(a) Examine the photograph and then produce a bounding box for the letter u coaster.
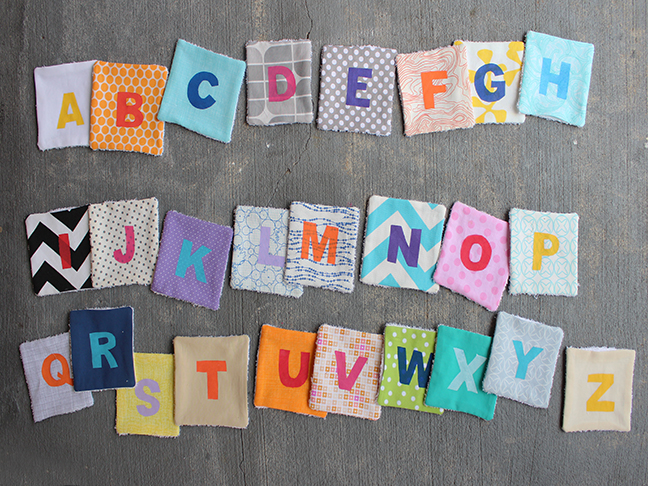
[89,61,168,155]
[20,332,94,422]
[254,325,326,417]
[158,39,246,143]
[482,312,563,408]
[509,208,579,296]
[89,197,159,289]
[563,347,636,432]
[378,324,442,414]
[309,324,383,420]
[116,353,179,437]
[425,325,497,420]
[174,336,249,428]
[151,211,233,311]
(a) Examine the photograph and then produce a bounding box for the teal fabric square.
[518,31,594,127]
[425,325,497,420]
[158,39,246,143]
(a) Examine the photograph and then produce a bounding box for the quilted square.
[174,335,249,428]
[482,312,564,408]
[230,206,303,298]
[254,325,326,418]
[151,211,233,311]
[309,324,383,420]
[316,45,397,136]
[246,39,313,126]
[89,197,159,289]
[509,208,579,296]
[284,202,360,293]
[396,45,475,136]
[563,347,636,432]
[116,353,179,437]
[433,202,509,311]
[89,61,168,155]
[158,39,246,143]
[69,307,136,392]
[425,325,497,420]
[360,195,446,293]
[378,324,443,414]
[34,60,95,150]
[20,332,94,422]
[518,31,594,127]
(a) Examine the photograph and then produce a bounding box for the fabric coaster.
[174,335,249,428]
[254,325,326,418]
[246,39,313,126]
[433,202,509,311]
[518,31,594,127]
[116,353,179,437]
[89,61,168,155]
[151,211,233,311]
[425,325,497,420]
[69,307,136,392]
[34,60,95,150]
[231,206,303,298]
[158,39,246,143]
[309,324,383,420]
[284,202,360,293]
[89,197,159,289]
[509,208,579,296]
[563,347,636,432]
[378,324,443,414]
[396,45,475,136]
[20,332,94,422]
[360,195,446,293]
[316,45,397,136]
[25,205,92,296]
[482,312,564,408]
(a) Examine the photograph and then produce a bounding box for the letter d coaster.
[174,336,250,428]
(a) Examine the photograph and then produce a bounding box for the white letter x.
[447,348,486,393]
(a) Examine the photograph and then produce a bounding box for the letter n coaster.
[174,336,250,428]
[254,325,326,417]
[89,197,159,289]
[309,324,383,420]
[20,332,94,422]
[89,61,168,155]
[563,347,636,432]
[116,353,179,437]
[158,39,246,143]
[151,211,233,311]
[509,208,579,296]
[425,325,497,420]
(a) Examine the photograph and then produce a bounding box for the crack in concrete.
[304,0,313,39]
[267,129,312,206]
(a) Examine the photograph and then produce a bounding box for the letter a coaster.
[316,45,397,136]
[151,211,233,311]
[89,197,159,289]
[116,353,179,437]
[360,195,446,293]
[482,312,564,408]
[174,336,250,428]
[518,31,594,127]
[158,39,246,143]
[378,324,442,414]
[69,307,136,392]
[434,202,509,311]
[230,206,303,298]
[425,325,497,420]
[309,324,383,420]
[246,39,313,126]
[20,332,94,422]
[89,61,168,155]
[563,347,636,432]
[509,208,579,296]
[254,325,326,417]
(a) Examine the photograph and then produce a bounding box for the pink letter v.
[335,350,367,391]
